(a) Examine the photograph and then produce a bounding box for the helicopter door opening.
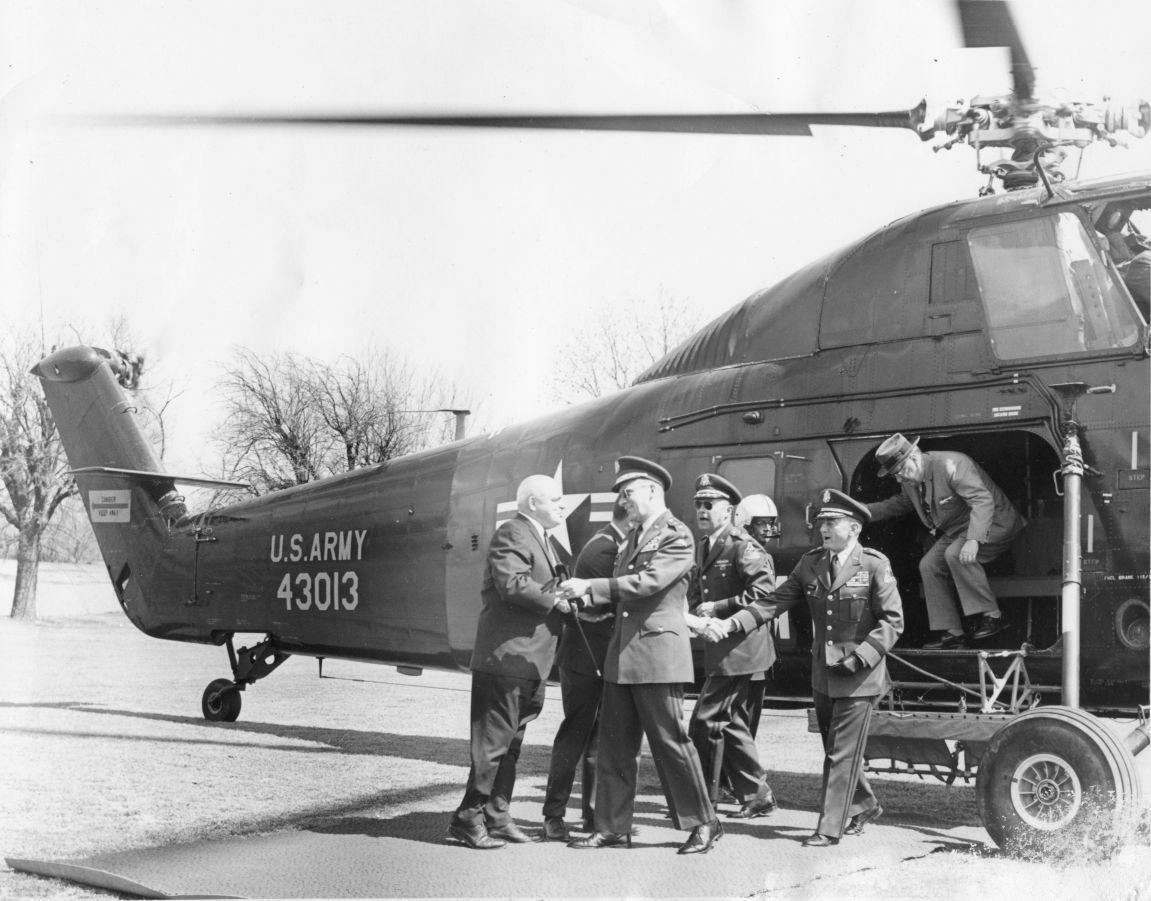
[842,430,1063,650]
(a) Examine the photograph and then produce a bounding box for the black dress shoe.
[845,804,883,836]
[971,614,1007,641]
[542,816,570,842]
[922,630,967,650]
[446,822,506,850]
[487,822,534,843]
[802,833,838,847]
[677,819,723,855]
[728,793,778,819]
[568,831,632,849]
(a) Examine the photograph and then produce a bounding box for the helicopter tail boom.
[33,346,190,631]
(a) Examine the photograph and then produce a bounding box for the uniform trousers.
[688,673,767,804]
[542,666,603,822]
[454,670,546,828]
[812,690,879,838]
[920,532,1016,631]
[594,681,714,833]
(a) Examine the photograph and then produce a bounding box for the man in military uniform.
[540,499,630,842]
[559,456,722,855]
[684,474,778,819]
[703,489,903,846]
[731,493,783,741]
[447,474,571,850]
[868,433,1025,649]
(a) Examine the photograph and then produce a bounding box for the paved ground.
[2,563,1149,899]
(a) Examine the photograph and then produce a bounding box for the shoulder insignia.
[741,541,764,561]
[862,547,890,562]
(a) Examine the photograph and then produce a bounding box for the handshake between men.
[555,579,614,623]
[687,613,736,644]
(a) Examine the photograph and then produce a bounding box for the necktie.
[918,483,935,529]
[829,553,839,583]
[701,537,710,561]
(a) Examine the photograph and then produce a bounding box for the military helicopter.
[32,0,1149,853]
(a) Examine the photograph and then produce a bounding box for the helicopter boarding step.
[806,646,1060,784]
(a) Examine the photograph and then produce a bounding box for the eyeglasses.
[694,500,727,510]
[619,483,654,500]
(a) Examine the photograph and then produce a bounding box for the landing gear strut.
[201,634,291,722]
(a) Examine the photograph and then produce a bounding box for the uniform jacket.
[555,522,625,676]
[587,509,695,685]
[730,543,903,698]
[687,522,776,677]
[470,512,563,681]
[868,450,1025,544]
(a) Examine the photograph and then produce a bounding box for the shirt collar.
[834,539,860,568]
[521,512,548,542]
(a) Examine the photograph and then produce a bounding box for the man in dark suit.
[704,489,903,846]
[540,499,630,841]
[447,474,571,850]
[867,433,1025,649]
[560,456,722,855]
[684,474,778,818]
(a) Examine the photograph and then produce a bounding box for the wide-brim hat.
[613,455,672,491]
[875,433,920,477]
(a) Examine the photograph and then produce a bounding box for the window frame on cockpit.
[966,209,1143,362]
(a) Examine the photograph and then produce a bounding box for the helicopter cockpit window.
[967,213,1141,360]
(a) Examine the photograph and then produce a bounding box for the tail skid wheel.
[202,678,242,722]
[976,706,1141,857]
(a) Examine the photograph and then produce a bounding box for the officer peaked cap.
[613,455,672,491]
[814,488,871,524]
[693,473,741,504]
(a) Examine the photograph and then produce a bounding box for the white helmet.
[735,494,781,540]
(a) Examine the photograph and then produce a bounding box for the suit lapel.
[818,551,833,589]
[627,510,669,564]
[702,524,729,570]
[833,546,863,591]
[518,513,555,577]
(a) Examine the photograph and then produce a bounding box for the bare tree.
[0,339,75,619]
[217,347,470,494]
[549,293,704,403]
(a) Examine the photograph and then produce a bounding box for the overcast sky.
[3,0,1150,476]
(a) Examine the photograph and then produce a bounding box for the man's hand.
[685,613,709,636]
[696,601,716,617]
[958,539,980,565]
[559,577,591,600]
[700,618,735,643]
[554,596,572,615]
[829,652,863,676]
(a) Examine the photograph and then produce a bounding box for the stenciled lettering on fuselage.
[269,530,368,613]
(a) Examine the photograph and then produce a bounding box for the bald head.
[517,474,565,530]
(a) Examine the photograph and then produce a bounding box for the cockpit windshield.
[967,212,1141,360]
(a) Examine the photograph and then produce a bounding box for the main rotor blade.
[957,0,1035,101]
[84,104,927,136]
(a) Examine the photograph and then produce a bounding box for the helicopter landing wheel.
[202,678,242,722]
[976,706,1141,859]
